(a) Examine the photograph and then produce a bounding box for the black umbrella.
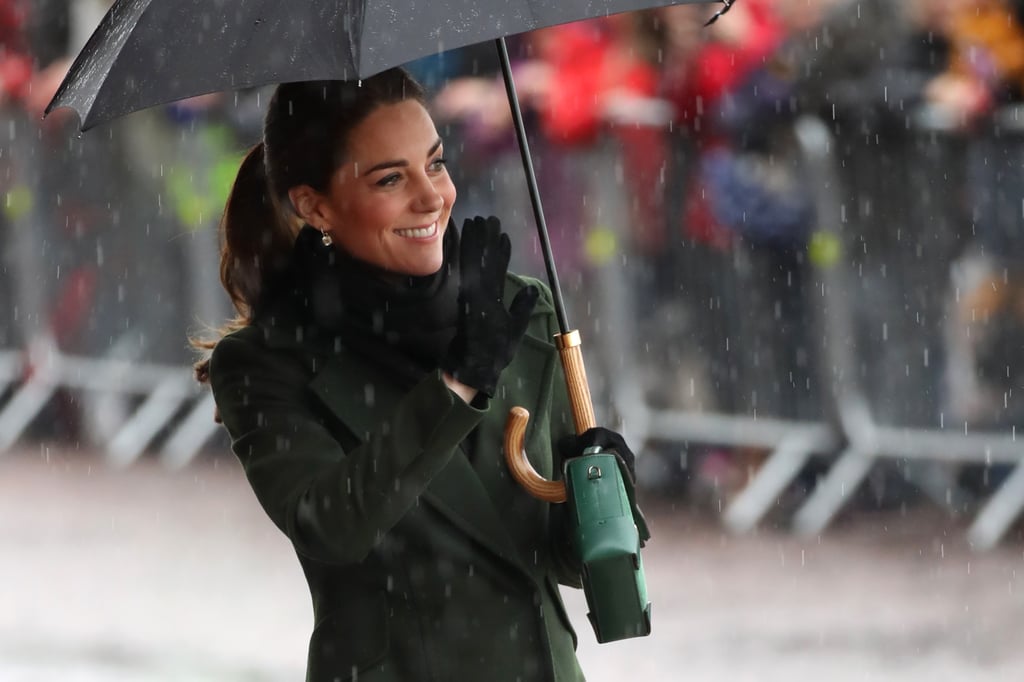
[49,0,721,130]
[48,0,728,643]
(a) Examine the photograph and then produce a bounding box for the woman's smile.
[394,221,439,240]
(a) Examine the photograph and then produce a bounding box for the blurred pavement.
[2,446,1023,681]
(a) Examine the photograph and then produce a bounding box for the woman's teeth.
[396,223,437,238]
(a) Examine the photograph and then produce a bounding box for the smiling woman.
[190,68,588,682]
[288,101,456,277]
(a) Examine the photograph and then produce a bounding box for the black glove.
[443,216,539,398]
[558,427,649,543]
[558,427,636,481]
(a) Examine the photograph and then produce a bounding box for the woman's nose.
[414,176,444,212]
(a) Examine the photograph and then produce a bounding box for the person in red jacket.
[659,0,785,249]
[432,17,672,273]
[663,0,783,134]
[0,0,33,106]
[535,15,672,256]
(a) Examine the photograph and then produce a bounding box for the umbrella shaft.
[495,38,570,334]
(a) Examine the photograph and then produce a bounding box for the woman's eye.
[376,173,402,187]
[429,157,448,172]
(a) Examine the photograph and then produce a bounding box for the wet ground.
[2,444,1023,681]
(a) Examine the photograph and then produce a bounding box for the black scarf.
[266,222,460,383]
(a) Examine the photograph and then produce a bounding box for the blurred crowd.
[4,0,1024,509]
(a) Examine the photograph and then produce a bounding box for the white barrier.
[0,333,218,467]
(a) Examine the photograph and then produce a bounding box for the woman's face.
[316,99,456,276]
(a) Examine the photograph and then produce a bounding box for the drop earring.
[320,228,333,247]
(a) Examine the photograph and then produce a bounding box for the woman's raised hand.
[442,217,539,398]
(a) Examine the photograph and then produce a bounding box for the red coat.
[536,19,670,252]
[539,19,661,147]
[665,1,784,247]
[665,1,782,139]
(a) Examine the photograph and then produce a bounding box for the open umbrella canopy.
[48,0,717,130]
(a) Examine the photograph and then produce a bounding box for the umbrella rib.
[48,0,151,126]
[351,0,366,73]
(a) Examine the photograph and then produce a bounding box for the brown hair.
[193,68,427,382]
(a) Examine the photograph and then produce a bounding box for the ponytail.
[191,142,295,383]
[220,143,294,317]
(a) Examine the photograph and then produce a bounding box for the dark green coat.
[210,272,586,682]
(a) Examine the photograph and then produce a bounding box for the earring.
[320,228,333,247]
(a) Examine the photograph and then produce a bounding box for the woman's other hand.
[442,217,539,398]
[558,427,637,481]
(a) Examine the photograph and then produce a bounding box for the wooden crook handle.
[504,406,567,503]
[504,329,597,503]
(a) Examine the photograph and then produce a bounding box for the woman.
[195,68,591,682]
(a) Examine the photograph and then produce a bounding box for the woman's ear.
[288,185,329,228]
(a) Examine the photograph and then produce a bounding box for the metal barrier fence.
[4,90,1024,548]
[0,106,232,469]
[595,111,1024,550]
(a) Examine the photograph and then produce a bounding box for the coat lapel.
[263,276,560,576]
[469,333,561,497]
[304,345,537,573]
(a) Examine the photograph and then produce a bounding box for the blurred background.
[2,0,1024,679]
